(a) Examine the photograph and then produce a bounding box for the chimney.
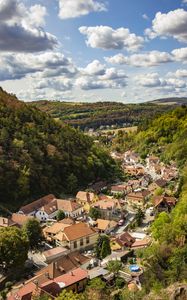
[86,192,90,203]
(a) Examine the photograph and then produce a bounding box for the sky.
[1,0,187,103]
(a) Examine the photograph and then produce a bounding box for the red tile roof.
[19,194,55,214]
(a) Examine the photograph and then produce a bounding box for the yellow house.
[54,222,98,251]
[76,191,98,212]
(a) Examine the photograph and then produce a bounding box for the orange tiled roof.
[57,199,82,212]
[11,213,33,226]
[63,222,96,241]
[92,198,121,210]
[76,191,95,203]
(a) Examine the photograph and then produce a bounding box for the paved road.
[115,212,136,234]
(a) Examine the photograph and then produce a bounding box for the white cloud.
[80,60,106,76]
[0,51,76,81]
[35,77,73,91]
[0,0,57,52]
[105,51,172,67]
[79,26,144,51]
[75,76,127,90]
[78,59,127,90]
[172,47,187,62]
[142,14,149,20]
[135,72,187,91]
[145,9,187,42]
[174,69,187,77]
[58,0,107,19]
[135,73,165,87]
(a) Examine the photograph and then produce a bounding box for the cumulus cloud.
[79,26,144,51]
[172,47,187,62]
[135,73,166,87]
[75,77,127,90]
[0,0,57,52]
[80,60,106,76]
[0,52,76,81]
[58,0,107,19]
[170,69,187,77]
[135,72,187,91]
[105,51,173,67]
[35,77,73,91]
[77,59,127,90]
[145,9,187,42]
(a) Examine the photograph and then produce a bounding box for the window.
[80,238,83,246]
[74,241,77,249]
[86,237,90,244]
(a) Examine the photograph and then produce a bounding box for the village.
[0,150,179,300]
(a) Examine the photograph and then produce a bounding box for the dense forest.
[30,100,175,130]
[0,88,120,211]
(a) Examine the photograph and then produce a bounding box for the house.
[126,190,150,208]
[31,251,90,285]
[18,194,56,221]
[54,222,98,251]
[148,179,167,193]
[0,214,33,228]
[0,217,15,228]
[111,184,130,195]
[153,195,176,213]
[115,232,135,249]
[146,155,160,168]
[41,268,88,294]
[11,213,34,227]
[8,268,88,300]
[42,247,69,263]
[131,238,151,249]
[76,191,97,212]
[124,151,140,164]
[95,219,117,234]
[43,221,71,242]
[88,181,107,193]
[127,179,141,191]
[124,166,145,177]
[92,198,123,221]
[56,199,83,218]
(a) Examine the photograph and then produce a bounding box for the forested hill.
[29,100,174,130]
[0,88,119,211]
[134,105,187,166]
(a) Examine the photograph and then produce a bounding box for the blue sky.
[1,0,187,102]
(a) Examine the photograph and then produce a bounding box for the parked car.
[118,219,124,226]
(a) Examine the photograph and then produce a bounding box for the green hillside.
[29,100,174,130]
[134,105,187,165]
[0,88,120,211]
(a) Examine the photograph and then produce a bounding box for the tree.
[89,207,101,220]
[56,210,66,221]
[66,173,78,194]
[95,235,111,259]
[0,227,29,270]
[107,260,122,276]
[86,278,107,300]
[23,218,43,249]
[56,290,85,300]
[135,208,145,226]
